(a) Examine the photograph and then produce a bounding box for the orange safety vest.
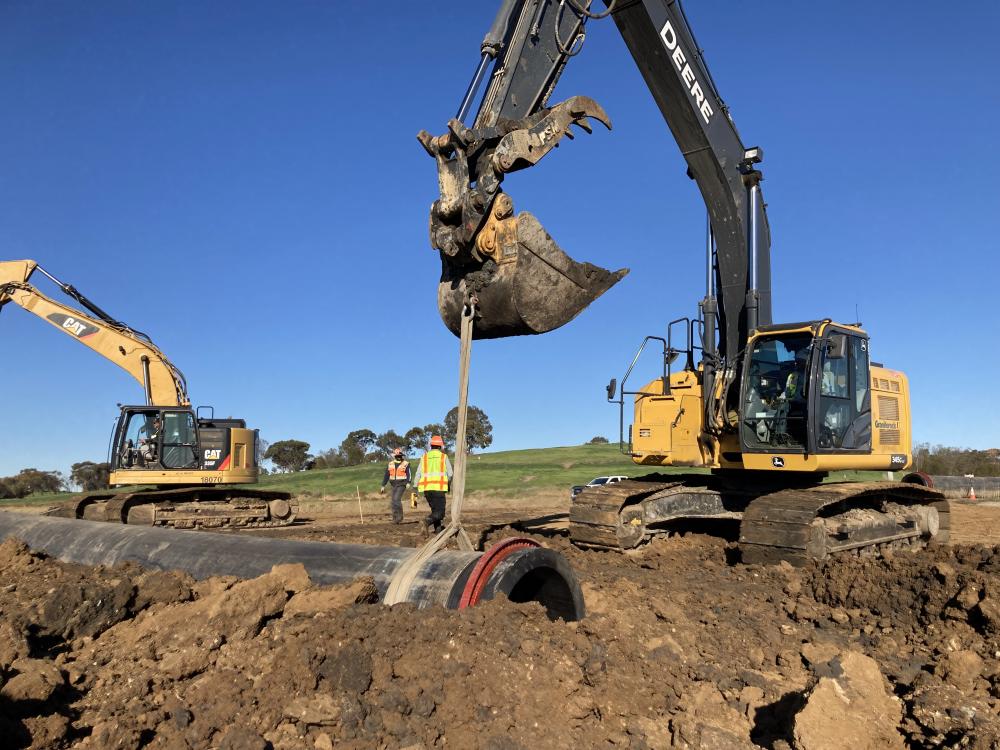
[418,450,449,492]
[387,460,409,481]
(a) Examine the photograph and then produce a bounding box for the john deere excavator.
[420,0,945,563]
[0,259,295,528]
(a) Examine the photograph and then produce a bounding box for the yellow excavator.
[420,0,945,563]
[0,259,295,528]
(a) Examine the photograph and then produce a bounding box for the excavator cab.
[737,322,888,470]
[108,405,261,486]
[114,407,199,471]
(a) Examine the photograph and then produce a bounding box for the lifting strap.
[384,299,476,605]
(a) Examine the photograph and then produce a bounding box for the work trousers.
[423,491,446,532]
[388,483,406,523]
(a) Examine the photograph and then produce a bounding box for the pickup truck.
[570,475,628,500]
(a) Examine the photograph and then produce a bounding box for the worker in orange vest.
[412,434,453,535]
[379,447,410,524]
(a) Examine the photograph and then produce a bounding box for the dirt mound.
[1,527,999,749]
[806,545,1000,747]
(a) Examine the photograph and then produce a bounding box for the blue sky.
[1,1,998,477]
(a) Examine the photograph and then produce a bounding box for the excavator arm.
[422,0,771,362]
[0,260,189,407]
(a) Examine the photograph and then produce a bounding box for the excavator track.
[739,482,947,565]
[570,475,947,565]
[569,475,724,550]
[46,487,298,530]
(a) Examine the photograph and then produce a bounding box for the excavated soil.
[1,507,999,749]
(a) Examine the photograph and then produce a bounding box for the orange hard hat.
[430,435,444,448]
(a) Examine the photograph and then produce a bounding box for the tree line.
[0,461,110,499]
[911,444,1000,477]
[263,405,494,473]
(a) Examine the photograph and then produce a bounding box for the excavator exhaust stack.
[420,96,627,339]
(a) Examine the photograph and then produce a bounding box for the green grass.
[0,444,894,508]
[0,491,76,507]
[256,443,646,499]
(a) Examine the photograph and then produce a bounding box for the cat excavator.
[420,0,945,563]
[0,259,295,528]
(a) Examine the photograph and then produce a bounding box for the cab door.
[111,408,161,470]
[160,411,200,469]
[812,331,872,452]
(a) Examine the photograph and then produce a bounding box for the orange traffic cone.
[969,485,977,501]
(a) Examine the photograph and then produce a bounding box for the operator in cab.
[138,415,161,464]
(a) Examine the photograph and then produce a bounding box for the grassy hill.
[257,443,642,499]
[0,443,888,507]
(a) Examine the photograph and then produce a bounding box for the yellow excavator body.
[108,426,260,486]
[1,259,295,528]
[628,320,913,473]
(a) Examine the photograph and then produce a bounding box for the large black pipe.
[0,512,585,620]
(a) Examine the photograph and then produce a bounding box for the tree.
[263,440,313,473]
[311,448,347,470]
[404,427,427,455]
[912,443,1000,477]
[338,429,378,466]
[375,430,407,459]
[443,406,493,454]
[403,424,446,454]
[3,469,65,497]
[588,436,609,444]
[70,461,111,491]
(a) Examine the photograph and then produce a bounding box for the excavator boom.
[421,0,771,350]
[427,3,944,565]
[0,260,188,407]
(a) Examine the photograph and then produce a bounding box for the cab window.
[742,333,813,450]
[852,337,870,415]
[818,334,850,449]
[817,333,872,451]
[161,412,198,469]
[118,411,159,468]
[124,412,159,446]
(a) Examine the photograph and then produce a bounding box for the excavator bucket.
[421,96,625,339]
[437,212,627,339]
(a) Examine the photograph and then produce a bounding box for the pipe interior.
[505,565,581,622]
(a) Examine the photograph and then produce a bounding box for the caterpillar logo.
[660,21,715,124]
[46,313,98,339]
[204,449,222,461]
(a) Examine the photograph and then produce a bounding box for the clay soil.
[1,501,999,749]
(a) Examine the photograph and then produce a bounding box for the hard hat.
[430,435,444,448]
[393,448,403,457]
